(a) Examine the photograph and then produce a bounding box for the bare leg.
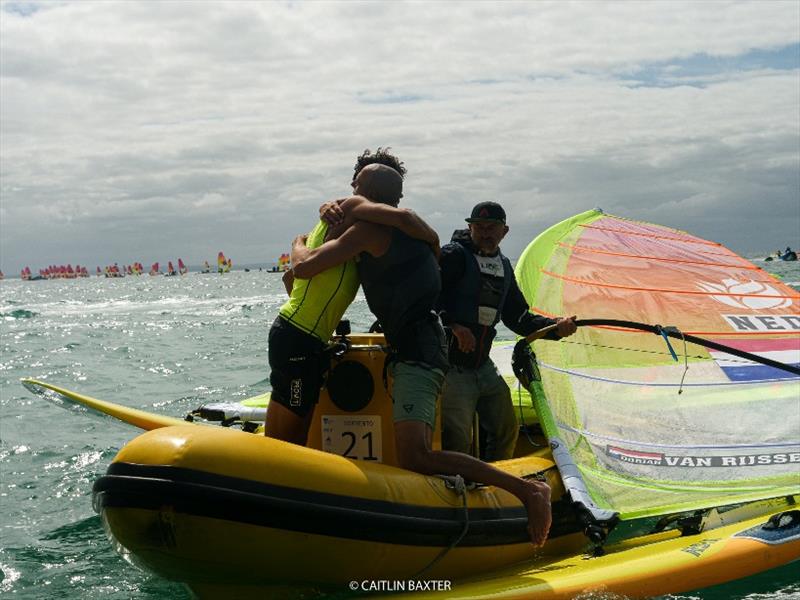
[394,420,552,546]
[264,400,314,446]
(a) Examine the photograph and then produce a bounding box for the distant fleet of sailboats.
[12,251,292,280]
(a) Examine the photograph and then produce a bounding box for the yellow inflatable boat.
[94,426,582,590]
[88,334,587,596]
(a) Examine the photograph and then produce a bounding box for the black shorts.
[268,316,328,417]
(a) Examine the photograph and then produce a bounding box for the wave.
[8,295,285,318]
[1,309,38,319]
[41,515,103,542]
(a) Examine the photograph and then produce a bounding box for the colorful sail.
[217,252,231,273]
[516,209,800,521]
[277,252,290,271]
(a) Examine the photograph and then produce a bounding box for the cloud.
[1,0,798,274]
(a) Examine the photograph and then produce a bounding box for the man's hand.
[319,199,346,226]
[290,234,311,276]
[526,481,552,548]
[281,269,294,295]
[556,315,577,338]
[450,323,476,352]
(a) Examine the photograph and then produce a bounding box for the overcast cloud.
[1,0,798,274]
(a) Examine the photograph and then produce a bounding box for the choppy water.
[1,258,798,599]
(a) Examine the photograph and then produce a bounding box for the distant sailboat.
[271,253,290,272]
[217,252,231,273]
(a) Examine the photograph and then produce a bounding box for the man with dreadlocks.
[315,148,420,237]
[265,149,438,446]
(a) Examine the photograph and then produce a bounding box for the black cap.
[466,201,506,224]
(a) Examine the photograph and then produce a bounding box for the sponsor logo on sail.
[697,278,793,310]
[607,446,664,465]
[606,446,800,467]
[722,314,800,332]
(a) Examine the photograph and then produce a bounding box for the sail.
[516,209,800,520]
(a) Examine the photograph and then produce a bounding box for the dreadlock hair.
[353,147,406,180]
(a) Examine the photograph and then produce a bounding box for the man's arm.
[281,269,294,295]
[436,243,467,323]
[437,243,475,351]
[341,196,439,252]
[291,220,387,279]
[501,277,577,339]
[438,243,468,296]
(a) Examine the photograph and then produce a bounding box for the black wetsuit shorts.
[268,316,327,417]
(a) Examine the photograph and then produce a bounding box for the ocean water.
[1,258,798,599]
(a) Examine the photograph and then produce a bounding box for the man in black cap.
[438,201,577,461]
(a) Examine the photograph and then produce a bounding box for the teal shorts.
[391,362,445,429]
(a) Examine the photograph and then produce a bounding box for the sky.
[1,0,799,274]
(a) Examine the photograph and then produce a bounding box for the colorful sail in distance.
[217,252,231,273]
[516,209,800,520]
[277,253,290,271]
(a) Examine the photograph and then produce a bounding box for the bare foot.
[520,481,552,547]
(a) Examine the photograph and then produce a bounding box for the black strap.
[574,319,800,377]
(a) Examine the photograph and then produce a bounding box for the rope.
[412,474,470,580]
[656,325,690,394]
[516,381,541,448]
[677,329,689,394]
[559,337,709,360]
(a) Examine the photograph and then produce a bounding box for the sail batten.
[541,269,799,299]
[578,223,725,247]
[516,209,800,521]
[557,242,765,270]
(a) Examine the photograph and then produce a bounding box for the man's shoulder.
[440,240,469,266]
[347,220,392,256]
[351,218,389,232]
[441,239,470,255]
[339,195,368,215]
[447,228,472,245]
